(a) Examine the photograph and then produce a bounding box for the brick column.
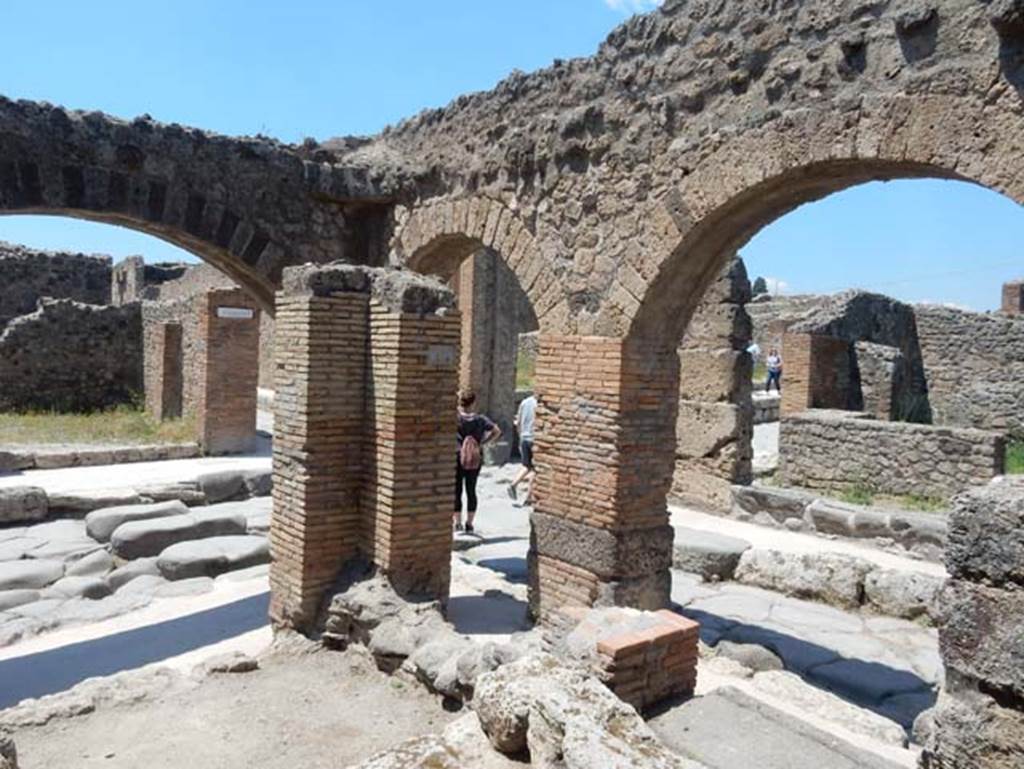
[528,336,677,623]
[270,291,368,630]
[780,332,850,416]
[144,322,183,420]
[362,301,460,598]
[1002,280,1024,316]
[196,289,260,454]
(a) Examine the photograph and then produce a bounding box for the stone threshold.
[0,443,201,473]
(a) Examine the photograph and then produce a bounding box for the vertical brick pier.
[269,264,459,632]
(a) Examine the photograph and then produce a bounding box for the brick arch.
[626,92,1024,345]
[0,97,359,315]
[392,196,571,332]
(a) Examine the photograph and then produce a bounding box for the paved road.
[0,592,269,710]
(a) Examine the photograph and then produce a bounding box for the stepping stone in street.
[85,500,190,543]
[106,558,161,591]
[0,559,64,591]
[0,589,41,612]
[45,576,112,601]
[673,527,752,581]
[110,509,248,560]
[157,536,270,580]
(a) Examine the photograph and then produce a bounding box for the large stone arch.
[0,97,383,313]
[391,196,571,333]
[627,91,1024,344]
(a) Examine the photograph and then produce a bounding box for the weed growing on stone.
[1007,440,1024,475]
[840,482,875,506]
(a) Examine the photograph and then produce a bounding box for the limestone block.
[0,488,47,525]
[0,590,40,612]
[45,576,111,601]
[106,558,161,591]
[863,569,943,621]
[676,401,751,459]
[731,485,813,523]
[734,550,873,610]
[672,527,751,581]
[64,549,114,578]
[156,535,270,580]
[110,509,248,560]
[0,560,64,591]
[85,500,189,543]
[677,349,750,403]
[939,580,1024,698]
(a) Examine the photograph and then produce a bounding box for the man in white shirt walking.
[508,393,537,504]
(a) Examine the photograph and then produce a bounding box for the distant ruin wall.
[142,297,204,420]
[779,410,1005,501]
[0,299,142,412]
[915,305,1024,439]
[0,242,111,328]
[672,257,752,511]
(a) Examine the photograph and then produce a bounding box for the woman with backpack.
[455,390,501,533]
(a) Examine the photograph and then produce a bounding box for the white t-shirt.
[517,395,537,441]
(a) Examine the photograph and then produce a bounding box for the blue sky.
[0,0,1020,310]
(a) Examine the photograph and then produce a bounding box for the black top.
[457,412,495,448]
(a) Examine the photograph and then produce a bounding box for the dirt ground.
[10,646,457,769]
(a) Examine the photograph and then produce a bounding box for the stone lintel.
[281,262,455,314]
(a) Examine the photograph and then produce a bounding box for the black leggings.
[455,463,480,513]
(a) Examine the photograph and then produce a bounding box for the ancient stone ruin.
[2,0,1024,765]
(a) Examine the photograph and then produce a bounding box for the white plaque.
[217,307,255,319]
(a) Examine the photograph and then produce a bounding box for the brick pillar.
[1002,280,1024,316]
[270,291,368,630]
[780,332,850,416]
[195,289,260,455]
[673,257,753,511]
[529,336,677,623]
[268,264,458,632]
[362,301,460,599]
[146,322,183,420]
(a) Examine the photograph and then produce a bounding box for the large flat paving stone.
[649,687,905,769]
[85,500,189,542]
[47,488,142,516]
[673,527,751,581]
[110,509,248,560]
[0,559,64,590]
[203,497,272,536]
[106,557,161,591]
[0,589,41,612]
[0,487,48,525]
[157,535,270,580]
[0,537,45,562]
[44,576,112,601]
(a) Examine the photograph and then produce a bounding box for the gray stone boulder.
[734,550,873,609]
[0,590,40,612]
[715,641,783,672]
[199,651,259,675]
[732,485,813,523]
[863,569,944,621]
[672,527,751,581]
[0,487,47,525]
[47,488,141,516]
[110,509,248,560]
[156,536,270,580]
[947,479,1024,587]
[202,498,272,536]
[65,549,114,578]
[805,499,859,536]
[106,557,161,591]
[0,560,63,591]
[923,689,1024,767]
[45,576,111,601]
[85,500,189,542]
[197,469,271,504]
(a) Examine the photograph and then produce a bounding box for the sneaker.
[507,485,517,501]
[465,523,475,534]
[455,521,464,532]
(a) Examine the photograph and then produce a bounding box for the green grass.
[516,349,536,391]
[1007,440,1024,475]
[752,362,767,383]
[835,481,948,513]
[0,406,196,446]
[839,482,875,507]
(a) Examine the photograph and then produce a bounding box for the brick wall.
[142,297,203,420]
[529,336,676,622]
[196,289,260,454]
[779,410,1005,500]
[780,332,851,415]
[0,299,142,412]
[0,242,111,327]
[146,322,184,419]
[673,257,752,511]
[1001,280,1023,316]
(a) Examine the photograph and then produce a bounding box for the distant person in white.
[746,341,762,362]
[766,348,783,393]
[508,394,537,504]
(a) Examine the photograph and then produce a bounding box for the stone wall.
[915,304,1024,439]
[0,299,142,412]
[0,241,111,328]
[1002,280,1024,316]
[142,297,204,421]
[779,410,1005,501]
[924,478,1024,767]
[672,257,752,511]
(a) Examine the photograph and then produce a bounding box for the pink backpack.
[460,434,482,471]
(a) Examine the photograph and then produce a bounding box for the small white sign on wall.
[216,307,255,320]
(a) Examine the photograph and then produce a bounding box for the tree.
[752,276,768,296]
